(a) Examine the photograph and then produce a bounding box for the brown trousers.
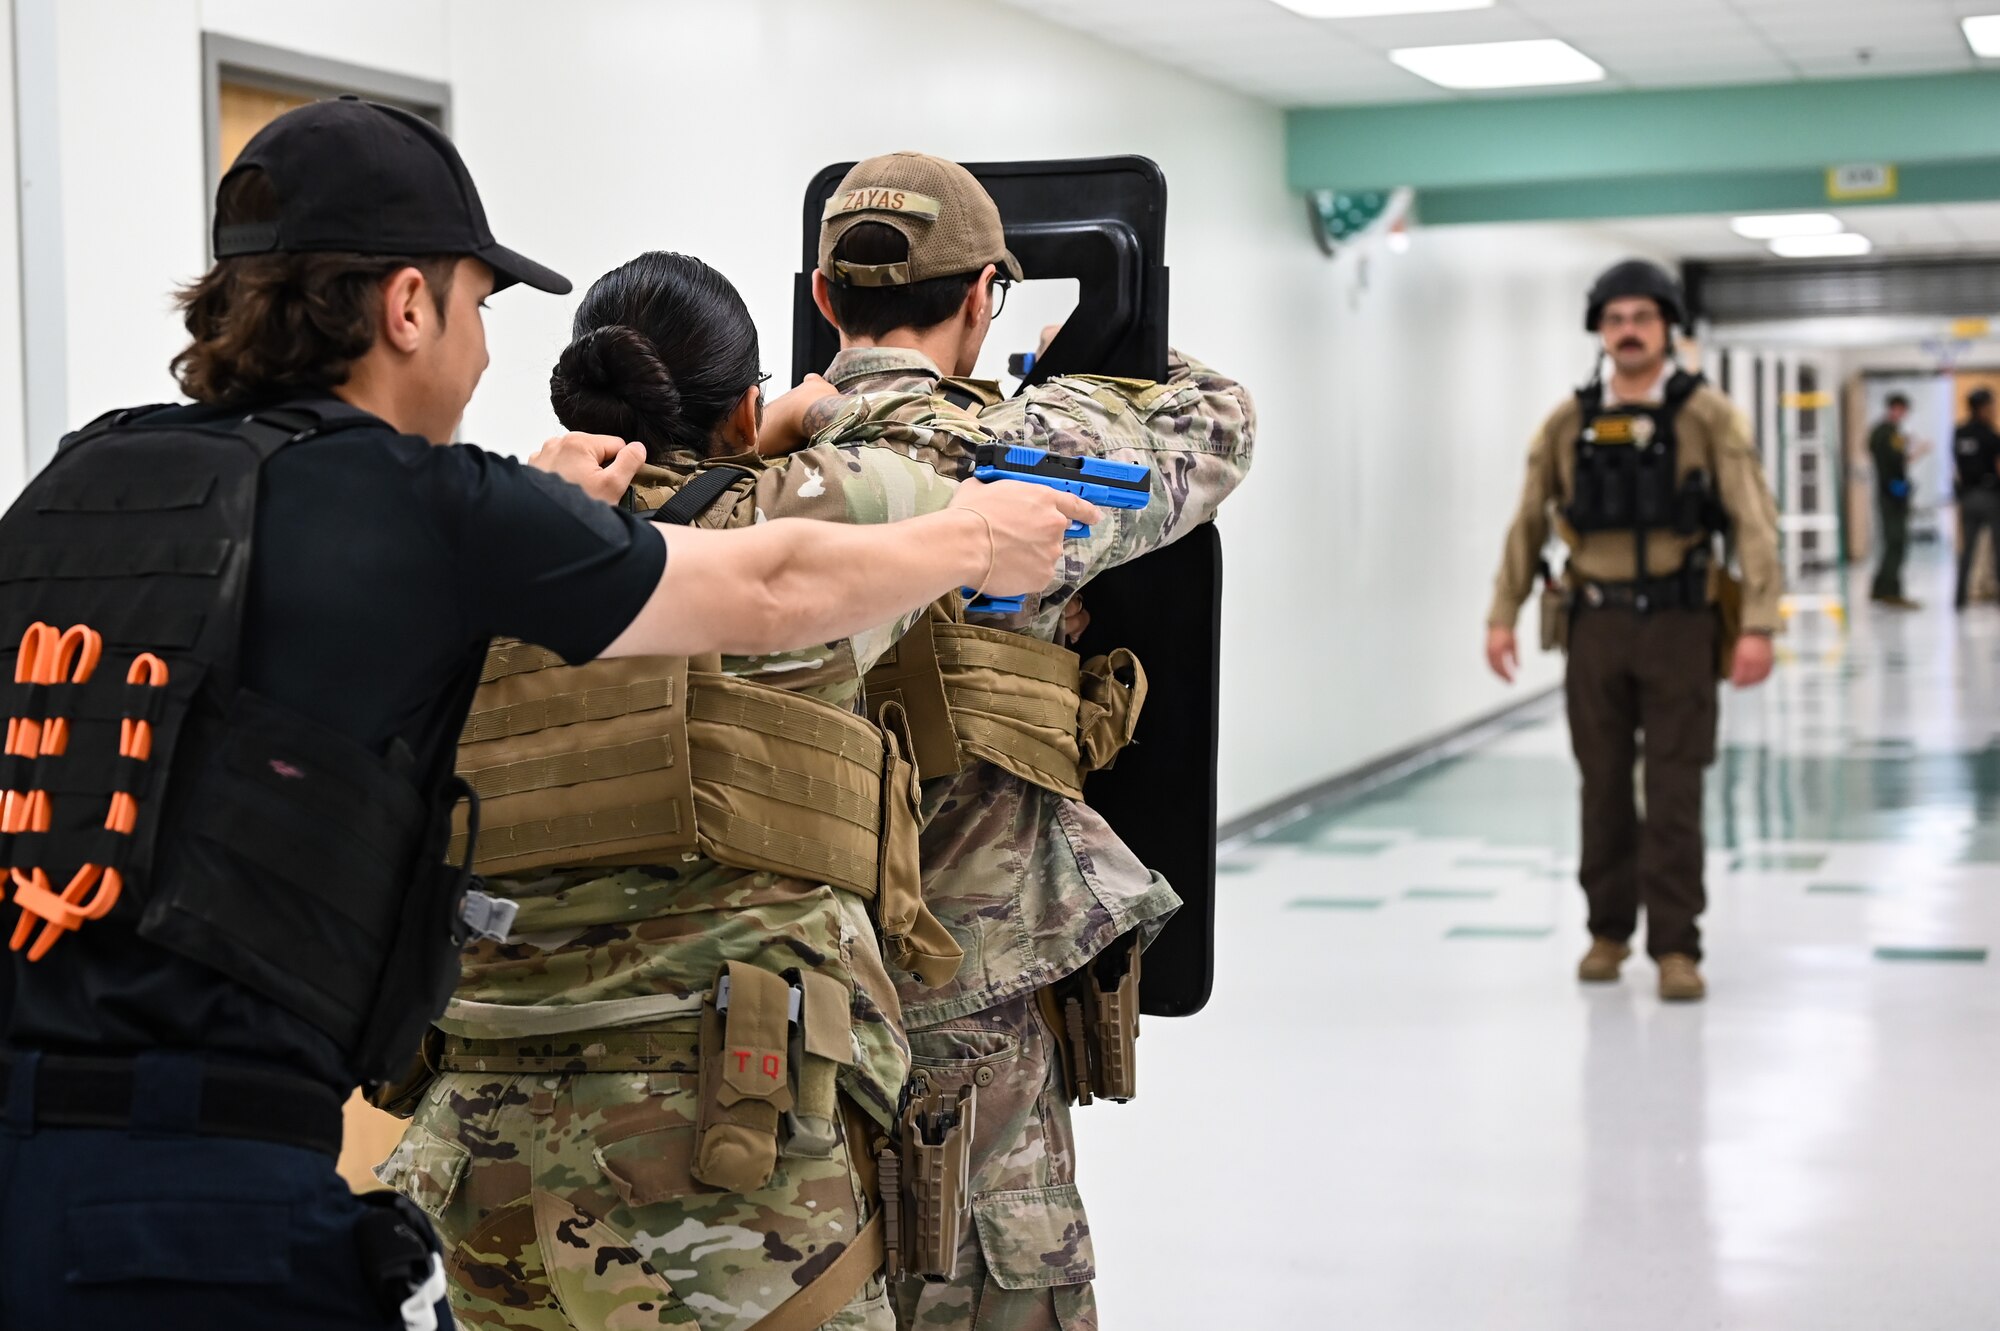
[1565,606,1719,960]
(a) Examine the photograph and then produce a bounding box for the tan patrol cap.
[818,152,1024,288]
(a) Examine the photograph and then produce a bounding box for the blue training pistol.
[964,442,1152,614]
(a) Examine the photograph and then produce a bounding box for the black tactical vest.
[1565,369,1714,537]
[0,400,484,1086]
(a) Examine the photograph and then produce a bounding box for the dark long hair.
[550,252,762,461]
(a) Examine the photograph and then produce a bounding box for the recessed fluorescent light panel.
[1390,38,1605,90]
[1770,233,1873,259]
[1731,213,1842,240]
[1963,15,2000,58]
[1271,0,1493,16]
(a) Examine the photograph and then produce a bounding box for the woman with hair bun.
[383,253,996,1331]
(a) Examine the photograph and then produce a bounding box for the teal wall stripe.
[1414,159,2000,226]
[1287,72,2000,195]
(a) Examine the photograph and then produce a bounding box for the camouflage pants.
[891,993,1095,1331]
[382,1069,891,1331]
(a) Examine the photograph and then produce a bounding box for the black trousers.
[0,1051,452,1331]
[1565,606,1719,960]
[1957,491,2000,608]
[1872,496,1909,601]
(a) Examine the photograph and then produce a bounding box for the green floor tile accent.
[1217,860,1260,874]
[1404,887,1500,900]
[1874,946,1988,963]
[1288,897,1384,911]
[1807,882,1879,895]
[1731,851,1828,872]
[1447,925,1554,939]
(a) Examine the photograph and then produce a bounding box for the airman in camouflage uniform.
[381,277,993,1330]
[799,154,1255,1330]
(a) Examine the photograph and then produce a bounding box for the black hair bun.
[549,323,682,449]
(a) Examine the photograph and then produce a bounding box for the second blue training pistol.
[964,443,1152,614]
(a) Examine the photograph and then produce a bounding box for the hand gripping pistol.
[963,443,1151,613]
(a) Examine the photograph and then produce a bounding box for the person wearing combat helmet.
[1486,259,1782,1003]
[774,151,1255,1329]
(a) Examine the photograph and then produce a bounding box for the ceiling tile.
[988,0,1997,107]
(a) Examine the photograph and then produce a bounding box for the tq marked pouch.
[692,960,795,1193]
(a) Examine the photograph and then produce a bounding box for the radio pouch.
[1713,566,1745,680]
[1540,583,1572,654]
[898,1081,976,1281]
[782,971,855,1160]
[692,960,795,1193]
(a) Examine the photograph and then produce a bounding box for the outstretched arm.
[600,480,1097,659]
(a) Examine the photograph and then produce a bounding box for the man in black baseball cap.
[0,98,1091,1330]
[216,95,569,296]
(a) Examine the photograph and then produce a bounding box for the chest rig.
[1565,370,1726,589]
[450,461,961,987]
[0,401,486,1086]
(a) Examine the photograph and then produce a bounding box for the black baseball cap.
[214,96,569,295]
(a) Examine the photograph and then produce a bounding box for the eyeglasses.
[987,276,1013,319]
[1600,307,1663,331]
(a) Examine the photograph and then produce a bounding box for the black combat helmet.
[1586,259,1686,333]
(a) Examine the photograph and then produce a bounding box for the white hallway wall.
[41,0,1658,822]
[0,0,25,494]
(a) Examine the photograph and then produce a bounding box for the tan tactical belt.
[863,602,1147,799]
[451,641,960,986]
[436,1027,701,1074]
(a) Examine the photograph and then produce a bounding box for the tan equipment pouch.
[1712,565,1745,680]
[692,960,796,1193]
[864,600,1149,799]
[1539,582,1572,654]
[452,642,963,988]
[879,1080,976,1281]
[1039,932,1142,1107]
[782,970,856,1160]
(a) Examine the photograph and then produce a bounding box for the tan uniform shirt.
[1488,375,1784,634]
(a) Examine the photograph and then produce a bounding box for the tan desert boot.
[1658,953,1706,1002]
[1577,937,1631,983]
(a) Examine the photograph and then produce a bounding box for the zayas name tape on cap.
[823,188,943,222]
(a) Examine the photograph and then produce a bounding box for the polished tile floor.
[1078,551,2000,1330]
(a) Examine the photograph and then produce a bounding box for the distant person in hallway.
[1952,387,2000,610]
[1869,392,1923,609]
[1484,259,1783,1004]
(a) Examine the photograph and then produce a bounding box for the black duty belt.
[1575,573,1705,614]
[0,1050,346,1157]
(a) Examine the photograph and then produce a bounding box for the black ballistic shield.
[793,156,1219,1017]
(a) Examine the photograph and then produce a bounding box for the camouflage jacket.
[816,345,1255,1025]
[445,441,961,1127]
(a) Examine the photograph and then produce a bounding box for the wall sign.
[1826,163,1897,201]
